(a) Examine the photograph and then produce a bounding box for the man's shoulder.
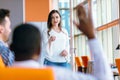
[0,41,12,54]
[0,42,7,51]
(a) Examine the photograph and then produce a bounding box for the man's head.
[10,23,41,61]
[0,9,11,42]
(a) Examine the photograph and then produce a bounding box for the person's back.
[10,4,113,80]
[0,9,14,66]
[10,23,41,68]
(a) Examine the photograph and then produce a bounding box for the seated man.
[0,9,14,66]
[10,4,113,80]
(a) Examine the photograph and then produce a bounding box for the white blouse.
[42,28,70,63]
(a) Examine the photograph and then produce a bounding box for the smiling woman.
[43,10,71,68]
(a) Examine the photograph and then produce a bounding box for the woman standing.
[43,10,70,68]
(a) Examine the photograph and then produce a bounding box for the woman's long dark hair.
[47,10,62,36]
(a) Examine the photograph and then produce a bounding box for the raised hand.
[73,4,95,39]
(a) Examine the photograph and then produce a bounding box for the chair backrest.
[81,56,90,67]
[0,67,54,80]
[75,56,83,67]
[0,55,5,68]
[115,58,120,74]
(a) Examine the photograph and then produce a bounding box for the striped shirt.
[0,41,14,66]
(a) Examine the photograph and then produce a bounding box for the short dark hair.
[0,9,10,24]
[10,23,41,61]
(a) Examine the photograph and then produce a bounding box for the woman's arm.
[42,30,53,56]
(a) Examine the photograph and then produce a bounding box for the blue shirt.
[0,41,14,66]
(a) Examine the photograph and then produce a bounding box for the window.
[58,0,119,63]
[58,0,70,35]
[73,0,119,63]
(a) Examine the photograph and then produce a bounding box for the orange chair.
[0,55,5,68]
[81,56,90,67]
[81,56,90,73]
[115,58,120,74]
[75,57,83,67]
[75,56,84,72]
[0,67,54,80]
[114,58,120,80]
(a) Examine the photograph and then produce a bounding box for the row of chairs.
[75,56,90,73]
[75,56,120,79]
[0,56,54,80]
[75,56,120,74]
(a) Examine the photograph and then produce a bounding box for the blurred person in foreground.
[10,4,113,80]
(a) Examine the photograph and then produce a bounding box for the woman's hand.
[48,36,56,43]
[60,50,68,57]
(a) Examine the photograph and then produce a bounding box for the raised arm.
[73,4,113,80]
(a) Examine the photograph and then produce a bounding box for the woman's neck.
[52,26,61,32]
